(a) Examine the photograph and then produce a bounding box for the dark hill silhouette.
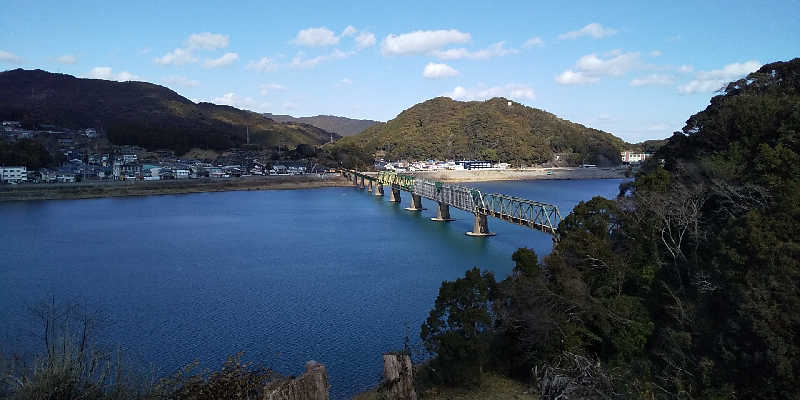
[0,69,338,154]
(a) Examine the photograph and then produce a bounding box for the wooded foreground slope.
[419,58,800,399]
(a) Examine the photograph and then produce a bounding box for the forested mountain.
[332,97,628,166]
[421,58,800,398]
[263,113,380,136]
[0,69,338,154]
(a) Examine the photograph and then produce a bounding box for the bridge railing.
[377,171,415,191]
[474,192,562,233]
[413,179,477,211]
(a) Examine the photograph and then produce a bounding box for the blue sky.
[1,0,798,142]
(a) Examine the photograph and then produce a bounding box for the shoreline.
[0,175,351,202]
[409,167,629,182]
[0,168,629,202]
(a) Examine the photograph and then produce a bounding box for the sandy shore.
[0,175,350,202]
[408,167,628,182]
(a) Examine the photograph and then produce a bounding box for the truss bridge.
[341,169,562,237]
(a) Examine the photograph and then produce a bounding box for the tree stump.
[381,353,416,400]
[264,360,329,400]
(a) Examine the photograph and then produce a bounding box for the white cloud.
[559,23,617,40]
[576,51,640,76]
[342,25,357,37]
[678,60,761,94]
[87,67,139,81]
[555,70,599,85]
[246,57,275,72]
[630,74,673,86]
[292,27,340,46]
[431,41,517,60]
[381,29,471,55]
[443,84,535,101]
[116,71,139,81]
[555,51,640,85]
[649,50,663,57]
[260,83,286,95]
[155,33,229,66]
[678,64,694,73]
[163,75,199,88]
[696,60,762,80]
[290,49,354,68]
[203,52,238,68]
[423,62,459,79]
[56,54,77,64]
[87,67,114,80]
[0,50,21,64]
[522,36,544,48]
[154,48,196,65]
[339,78,353,85]
[213,92,271,112]
[187,32,229,50]
[355,31,376,49]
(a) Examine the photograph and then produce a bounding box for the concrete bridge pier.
[466,213,495,237]
[405,194,425,211]
[352,174,358,186]
[367,180,373,192]
[431,202,455,222]
[359,176,365,190]
[374,183,384,196]
[389,188,401,202]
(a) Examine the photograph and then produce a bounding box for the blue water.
[0,179,625,398]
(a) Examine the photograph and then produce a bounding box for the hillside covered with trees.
[263,113,381,136]
[0,69,338,155]
[333,97,628,166]
[420,58,800,398]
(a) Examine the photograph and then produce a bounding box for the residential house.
[39,168,58,183]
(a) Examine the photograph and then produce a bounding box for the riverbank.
[0,174,350,201]
[409,167,628,182]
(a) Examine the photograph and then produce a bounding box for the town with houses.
[0,120,326,185]
[0,120,653,185]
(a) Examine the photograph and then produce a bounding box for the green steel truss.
[340,169,562,235]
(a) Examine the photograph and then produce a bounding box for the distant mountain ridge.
[0,69,339,154]
[263,113,381,136]
[333,97,629,166]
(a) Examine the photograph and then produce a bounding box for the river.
[0,179,625,398]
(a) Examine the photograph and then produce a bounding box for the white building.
[621,151,651,164]
[1,166,27,183]
[175,169,190,179]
